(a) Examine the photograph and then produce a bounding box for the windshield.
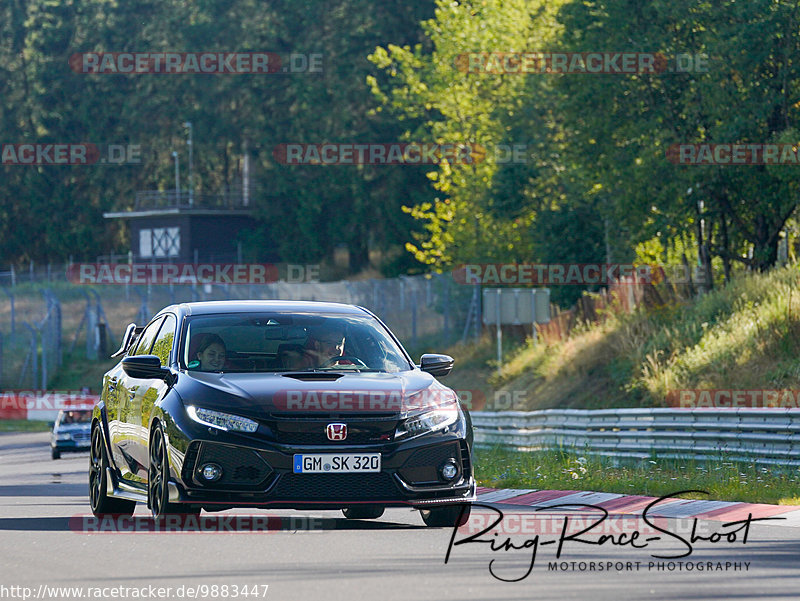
[182,312,412,374]
[57,410,92,425]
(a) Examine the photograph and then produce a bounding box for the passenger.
[193,334,227,371]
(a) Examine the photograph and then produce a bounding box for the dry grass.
[453,264,800,410]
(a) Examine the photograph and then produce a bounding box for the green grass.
[0,420,52,432]
[475,447,800,506]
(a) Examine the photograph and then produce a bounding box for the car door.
[136,313,177,468]
[111,316,164,485]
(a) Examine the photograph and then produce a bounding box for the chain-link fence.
[0,290,63,389]
[0,268,478,389]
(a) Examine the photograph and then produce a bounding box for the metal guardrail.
[472,408,800,467]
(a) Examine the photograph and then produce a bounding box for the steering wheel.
[320,355,368,368]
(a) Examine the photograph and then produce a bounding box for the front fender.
[91,402,121,479]
[148,390,191,482]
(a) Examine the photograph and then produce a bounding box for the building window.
[139,229,152,258]
[140,227,180,258]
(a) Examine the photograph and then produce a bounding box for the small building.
[104,190,273,263]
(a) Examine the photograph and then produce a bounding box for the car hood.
[175,370,457,419]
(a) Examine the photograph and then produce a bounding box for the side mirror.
[419,353,454,378]
[122,355,170,381]
[112,323,144,358]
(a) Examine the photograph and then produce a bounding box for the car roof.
[159,300,372,318]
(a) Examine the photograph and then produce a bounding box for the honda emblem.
[326,423,347,441]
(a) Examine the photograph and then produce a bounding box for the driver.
[303,324,354,368]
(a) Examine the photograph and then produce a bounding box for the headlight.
[187,406,258,433]
[55,432,72,441]
[395,402,460,440]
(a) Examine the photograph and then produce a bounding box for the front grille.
[182,443,200,482]
[190,442,273,489]
[233,465,262,481]
[268,415,397,446]
[459,439,472,478]
[272,472,399,499]
[72,432,91,444]
[399,443,460,485]
[404,443,460,468]
[274,431,388,445]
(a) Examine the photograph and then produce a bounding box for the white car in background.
[50,409,92,460]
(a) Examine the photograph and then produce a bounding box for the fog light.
[200,463,223,481]
[441,461,458,481]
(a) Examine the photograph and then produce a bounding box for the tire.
[342,505,385,520]
[419,504,471,528]
[89,424,136,517]
[51,448,60,460]
[148,425,200,519]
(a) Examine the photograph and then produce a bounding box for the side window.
[150,315,177,366]
[131,317,164,356]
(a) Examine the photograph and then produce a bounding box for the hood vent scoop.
[281,372,346,382]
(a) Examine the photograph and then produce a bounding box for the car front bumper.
[170,432,475,509]
[52,438,91,452]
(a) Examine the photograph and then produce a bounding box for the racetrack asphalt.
[1,431,799,601]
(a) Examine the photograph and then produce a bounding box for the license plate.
[293,453,381,473]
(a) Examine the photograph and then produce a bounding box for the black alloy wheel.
[148,425,200,519]
[89,423,136,517]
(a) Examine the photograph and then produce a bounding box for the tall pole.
[243,139,250,207]
[184,121,194,206]
[171,151,180,201]
[495,288,502,375]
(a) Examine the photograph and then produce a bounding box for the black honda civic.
[89,301,475,526]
